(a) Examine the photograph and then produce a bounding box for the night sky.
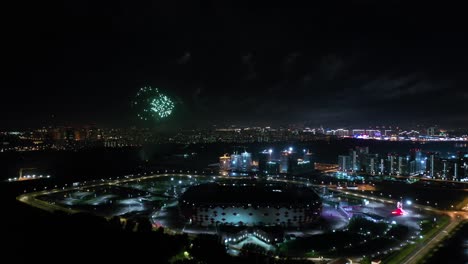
[3,1,468,129]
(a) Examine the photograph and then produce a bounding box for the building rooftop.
[180,181,320,206]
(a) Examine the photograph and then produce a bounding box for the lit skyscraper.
[362,153,379,175]
[258,149,273,175]
[219,154,231,171]
[229,151,253,172]
[426,152,442,178]
[398,156,411,176]
[280,150,290,173]
[230,153,242,171]
[265,161,280,175]
[426,127,436,136]
[338,155,351,172]
[348,147,368,172]
[240,151,252,172]
[386,153,398,175]
[410,149,423,175]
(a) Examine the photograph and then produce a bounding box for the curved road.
[329,187,467,264]
[17,174,468,264]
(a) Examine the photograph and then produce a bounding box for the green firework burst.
[133,86,175,121]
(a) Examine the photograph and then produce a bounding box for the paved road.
[328,187,468,264]
[401,219,462,264]
[17,189,81,214]
[18,173,468,264]
[17,173,191,213]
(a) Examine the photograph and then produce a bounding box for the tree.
[109,216,123,230]
[136,218,152,232]
[125,219,136,232]
[190,234,230,263]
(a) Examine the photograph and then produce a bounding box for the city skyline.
[3,1,468,129]
[2,121,468,132]
[3,2,468,263]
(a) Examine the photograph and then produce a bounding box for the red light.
[391,208,405,216]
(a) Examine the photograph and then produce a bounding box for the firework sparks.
[133,86,175,121]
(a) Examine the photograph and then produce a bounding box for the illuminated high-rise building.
[428,152,435,177]
[426,127,436,136]
[230,153,242,171]
[385,153,398,175]
[290,158,314,175]
[338,155,351,172]
[362,153,379,175]
[440,159,454,180]
[426,152,442,178]
[348,146,368,172]
[462,152,468,180]
[279,147,302,174]
[303,149,313,163]
[229,150,253,172]
[265,161,280,175]
[379,158,385,175]
[280,150,290,173]
[240,151,252,172]
[454,152,468,180]
[350,150,359,171]
[219,154,231,171]
[258,149,273,175]
[409,149,423,175]
[398,156,411,176]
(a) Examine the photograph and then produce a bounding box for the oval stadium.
[179,181,322,227]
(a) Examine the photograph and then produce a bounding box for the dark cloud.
[241,53,257,81]
[320,54,346,80]
[177,52,191,65]
[172,47,466,127]
[357,73,441,99]
[282,52,301,75]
